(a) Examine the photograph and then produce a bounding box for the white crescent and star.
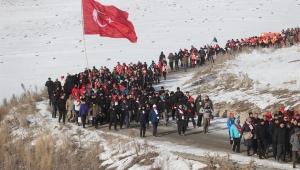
[92,9,114,28]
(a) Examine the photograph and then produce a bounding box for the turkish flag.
[82,0,138,43]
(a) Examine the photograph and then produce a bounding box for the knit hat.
[153,104,156,108]
[229,112,234,117]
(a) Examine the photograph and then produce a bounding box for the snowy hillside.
[1,0,300,100]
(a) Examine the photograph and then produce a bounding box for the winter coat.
[274,127,287,144]
[230,119,241,139]
[65,98,73,111]
[162,65,168,73]
[79,103,89,116]
[57,98,66,111]
[176,109,186,121]
[137,109,149,123]
[203,107,212,118]
[227,117,236,131]
[120,102,129,116]
[204,98,213,110]
[45,80,54,93]
[174,54,179,62]
[195,97,203,111]
[92,104,101,117]
[186,101,196,115]
[50,94,59,106]
[159,53,166,62]
[168,54,174,63]
[54,80,62,90]
[269,121,280,142]
[182,57,188,64]
[255,123,267,141]
[108,106,117,118]
[149,109,160,123]
[174,91,184,103]
[74,100,81,111]
[290,133,300,151]
[241,123,254,146]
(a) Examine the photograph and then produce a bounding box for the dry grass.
[125,152,159,170]
[0,84,47,122]
[0,124,104,170]
[204,153,256,170]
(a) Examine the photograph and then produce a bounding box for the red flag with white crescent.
[82,0,138,43]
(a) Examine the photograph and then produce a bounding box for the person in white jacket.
[73,99,81,125]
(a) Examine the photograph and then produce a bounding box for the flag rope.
[81,0,90,69]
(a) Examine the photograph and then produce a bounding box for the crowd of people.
[227,108,300,168]
[44,27,300,167]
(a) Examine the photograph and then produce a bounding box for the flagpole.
[81,0,90,69]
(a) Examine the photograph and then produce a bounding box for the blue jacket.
[227,117,235,131]
[149,109,160,123]
[230,119,241,139]
[120,102,129,116]
[79,104,89,116]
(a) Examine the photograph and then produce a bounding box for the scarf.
[246,121,253,130]
[234,124,242,134]
[179,109,184,116]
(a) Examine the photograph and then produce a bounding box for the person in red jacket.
[71,85,79,97]
[116,62,123,75]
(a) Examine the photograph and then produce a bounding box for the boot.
[247,150,250,156]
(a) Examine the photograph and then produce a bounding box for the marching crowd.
[227,108,300,168]
[44,26,300,167]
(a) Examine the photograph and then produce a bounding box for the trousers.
[232,138,241,152]
[203,118,210,133]
[152,122,158,136]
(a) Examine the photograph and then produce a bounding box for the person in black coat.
[174,87,184,106]
[57,95,66,123]
[274,122,287,162]
[270,118,280,160]
[137,105,149,137]
[108,102,118,131]
[45,78,54,101]
[50,93,59,118]
[159,51,165,62]
[241,117,254,156]
[53,78,62,91]
[176,105,187,136]
[186,97,196,128]
[255,119,268,159]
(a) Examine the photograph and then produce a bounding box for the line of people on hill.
[224,27,300,52]
[227,108,300,168]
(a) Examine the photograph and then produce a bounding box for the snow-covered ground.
[209,46,300,110]
[1,0,300,169]
[1,0,300,100]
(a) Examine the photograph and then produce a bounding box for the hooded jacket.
[227,117,236,131]
[230,119,242,138]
